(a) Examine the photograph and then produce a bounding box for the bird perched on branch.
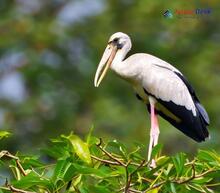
[94,32,209,164]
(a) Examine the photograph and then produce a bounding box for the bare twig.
[130,160,146,176]
[195,168,216,178]
[129,189,143,193]
[206,182,220,187]
[124,160,146,193]
[7,185,36,193]
[144,180,166,192]
[96,139,126,167]
[173,167,216,185]
[125,164,130,193]
[16,160,27,176]
[3,180,36,193]
[141,177,153,183]
[0,151,27,176]
[0,150,18,160]
[130,160,145,184]
[91,155,121,166]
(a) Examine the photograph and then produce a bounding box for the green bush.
[0,130,220,193]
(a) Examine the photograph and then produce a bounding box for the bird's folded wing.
[142,63,196,116]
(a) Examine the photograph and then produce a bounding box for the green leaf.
[73,174,82,186]
[107,139,127,158]
[170,182,176,193]
[0,131,11,140]
[63,134,92,164]
[42,140,70,159]
[12,171,54,192]
[197,150,220,165]
[128,145,144,161]
[86,125,94,144]
[188,183,206,192]
[156,156,170,167]
[151,144,163,159]
[172,152,186,176]
[72,163,108,178]
[146,188,160,193]
[22,157,44,168]
[164,163,173,176]
[191,177,212,184]
[89,185,112,193]
[52,159,76,184]
[78,184,89,193]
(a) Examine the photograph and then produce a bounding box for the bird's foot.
[149,159,156,168]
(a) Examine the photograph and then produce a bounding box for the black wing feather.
[174,72,210,125]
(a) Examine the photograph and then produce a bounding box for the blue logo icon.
[163,10,173,18]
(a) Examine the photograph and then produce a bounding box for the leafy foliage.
[0,132,220,193]
[0,0,219,154]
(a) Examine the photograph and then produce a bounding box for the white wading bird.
[94,32,209,162]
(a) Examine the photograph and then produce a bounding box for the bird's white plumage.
[111,51,197,116]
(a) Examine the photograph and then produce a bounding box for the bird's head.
[94,32,131,87]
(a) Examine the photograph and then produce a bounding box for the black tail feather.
[195,102,210,125]
[157,109,207,142]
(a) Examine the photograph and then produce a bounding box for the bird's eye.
[108,38,119,45]
[113,38,119,42]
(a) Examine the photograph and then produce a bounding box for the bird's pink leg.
[152,111,159,146]
[148,98,160,164]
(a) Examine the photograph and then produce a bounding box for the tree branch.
[7,185,36,193]
[124,160,146,193]
[96,138,126,167]
[0,151,27,176]
[91,155,121,166]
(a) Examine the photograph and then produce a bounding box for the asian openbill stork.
[94,32,209,162]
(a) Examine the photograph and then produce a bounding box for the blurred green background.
[0,0,219,155]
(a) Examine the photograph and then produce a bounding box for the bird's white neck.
[110,49,129,77]
[110,48,139,83]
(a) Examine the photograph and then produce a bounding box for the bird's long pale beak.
[94,44,117,87]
